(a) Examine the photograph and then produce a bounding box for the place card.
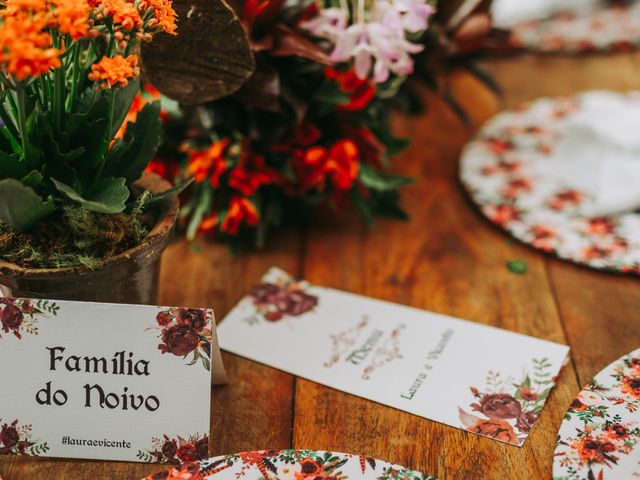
[218,268,571,446]
[0,298,224,463]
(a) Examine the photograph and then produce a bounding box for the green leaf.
[359,164,413,192]
[110,77,140,138]
[507,259,528,275]
[0,178,55,230]
[146,178,193,210]
[349,188,373,225]
[21,170,44,189]
[0,151,28,179]
[107,101,162,182]
[52,177,129,213]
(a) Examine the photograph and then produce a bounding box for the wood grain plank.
[0,229,302,480]
[293,73,580,480]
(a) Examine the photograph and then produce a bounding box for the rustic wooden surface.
[2,52,640,480]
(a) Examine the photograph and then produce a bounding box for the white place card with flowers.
[218,268,571,446]
[0,298,221,463]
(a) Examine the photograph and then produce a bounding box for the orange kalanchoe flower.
[50,0,92,40]
[0,11,61,81]
[186,140,230,187]
[99,0,143,32]
[221,197,260,235]
[88,54,139,88]
[144,0,178,35]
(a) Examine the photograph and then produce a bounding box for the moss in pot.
[0,0,183,304]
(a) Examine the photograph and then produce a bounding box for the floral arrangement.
[0,298,58,339]
[0,0,177,266]
[0,419,49,456]
[458,358,557,445]
[143,0,472,246]
[137,433,209,464]
[151,307,213,370]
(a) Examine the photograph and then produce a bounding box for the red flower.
[586,218,615,236]
[342,126,385,166]
[325,67,375,111]
[161,438,178,459]
[159,325,199,357]
[176,443,196,462]
[156,311,172,326]
[220,196,260,235]
[1,304,24,336]
[1,422,19,448]
[146,158,179,183]
[467,418,519,444]
[294,140,360,191]
[186,139,230,187]
[486,204,520,227]
[228,150,281,196]
[194,436,209,460]
[177,308,208,332]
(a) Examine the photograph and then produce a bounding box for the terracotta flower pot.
[0,172,178,305]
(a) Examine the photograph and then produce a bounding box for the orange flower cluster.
[0,1,61,81]
[50,0,92,40]
[143,0,178,35]
[293,139,360,191]
[200,197,260,235]
[186,140,231,187]
[88,54,139,89]
[95,0,143,32]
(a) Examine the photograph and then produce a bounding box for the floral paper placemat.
[510,3,640,54]
[460,91,640,275]
[143,449,435,480]
[553,347,640,479]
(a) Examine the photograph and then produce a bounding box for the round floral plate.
[509,2,640,54]
[459,91,640,275]
[552,347,640,479]
[143,450,435,480]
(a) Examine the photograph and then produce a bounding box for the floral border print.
[459,358,558,446]
[0,419,49,456]
[149,308,214,371]
[143,449,436,480]
[0,298,59,340]
[245,268,318,325]
[553,348,640,479]
[460,91,640,276]
[509,3,640,54]
[137,433,210,464]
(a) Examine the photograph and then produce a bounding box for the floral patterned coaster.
[509,3,640,54]
[553,348,640,479]
[143,450,435,480]
[460,91,640,275]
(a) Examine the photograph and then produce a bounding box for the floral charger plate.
[509,2,640,54]
[459,91,640,275]
[143,450,435,480]
[553,347,640,479]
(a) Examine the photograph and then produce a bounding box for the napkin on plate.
[539,91,640,217]
[491,0,602,28]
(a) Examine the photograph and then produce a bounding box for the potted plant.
[0,0,180,303]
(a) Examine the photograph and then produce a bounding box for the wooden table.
[2,52,640,480]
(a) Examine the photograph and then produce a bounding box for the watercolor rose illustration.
[0,419,48,456]
[137,433,209,464]
[459,358,557,445]
[149,307,213,371]
[0,298,59,340]
[245,270,318,325]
